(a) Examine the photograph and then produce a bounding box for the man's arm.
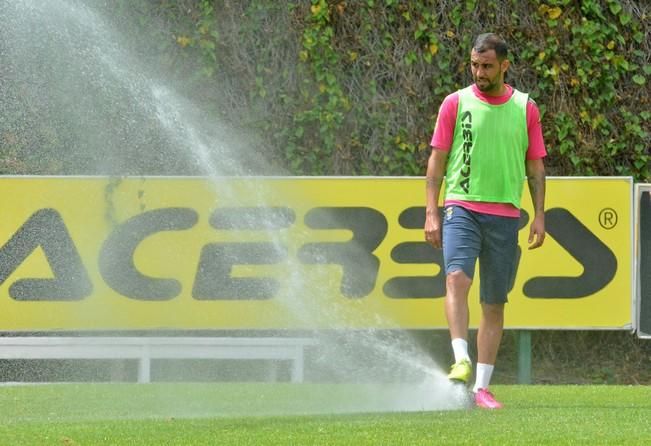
[425,148,448,248]
[526,158,546,249]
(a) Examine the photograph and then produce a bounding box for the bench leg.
[267,361,279,382]
[290,349,304,383]
[138,357,151,383]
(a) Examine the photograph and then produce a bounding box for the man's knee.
[447,269,472,287]
[481,303,505,322]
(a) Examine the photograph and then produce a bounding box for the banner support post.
[517,330,532,384]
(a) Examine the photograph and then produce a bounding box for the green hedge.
[1,0,648,180]
[137,0,648,180]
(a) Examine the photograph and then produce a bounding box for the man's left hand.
[528,215,545,249]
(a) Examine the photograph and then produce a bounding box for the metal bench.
[0,336,316,383]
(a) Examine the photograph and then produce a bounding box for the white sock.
[451,338,470,363]
[473,363,495,393]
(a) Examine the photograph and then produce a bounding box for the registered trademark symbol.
[599,208,618,229]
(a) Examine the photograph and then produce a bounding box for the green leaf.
[608,2,622,15]
[632,75,646,85]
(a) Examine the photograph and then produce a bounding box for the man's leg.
[477,302,504,365]
[445,270,472,343]
[445,270,473,382]
[473,212,517,407]
[441,206,480,382]
[472,302,505,408]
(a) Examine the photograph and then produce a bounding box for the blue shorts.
[442,205,519,304]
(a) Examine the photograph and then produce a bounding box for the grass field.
[1,383,650,445]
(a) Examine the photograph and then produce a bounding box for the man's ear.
[501,59,510,75]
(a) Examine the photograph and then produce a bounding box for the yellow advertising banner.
[0,176,633,331]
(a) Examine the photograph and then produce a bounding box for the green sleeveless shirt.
[445,86,529,208]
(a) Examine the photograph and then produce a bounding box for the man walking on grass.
[424,32,547,409]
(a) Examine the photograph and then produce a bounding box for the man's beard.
[475,77,500,93]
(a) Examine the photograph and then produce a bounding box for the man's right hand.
[424,148,447,249]
[424,212,442,248]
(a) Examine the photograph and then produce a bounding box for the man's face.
[470,49,509,94]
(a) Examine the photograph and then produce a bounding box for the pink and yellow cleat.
[474,388,503,409]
